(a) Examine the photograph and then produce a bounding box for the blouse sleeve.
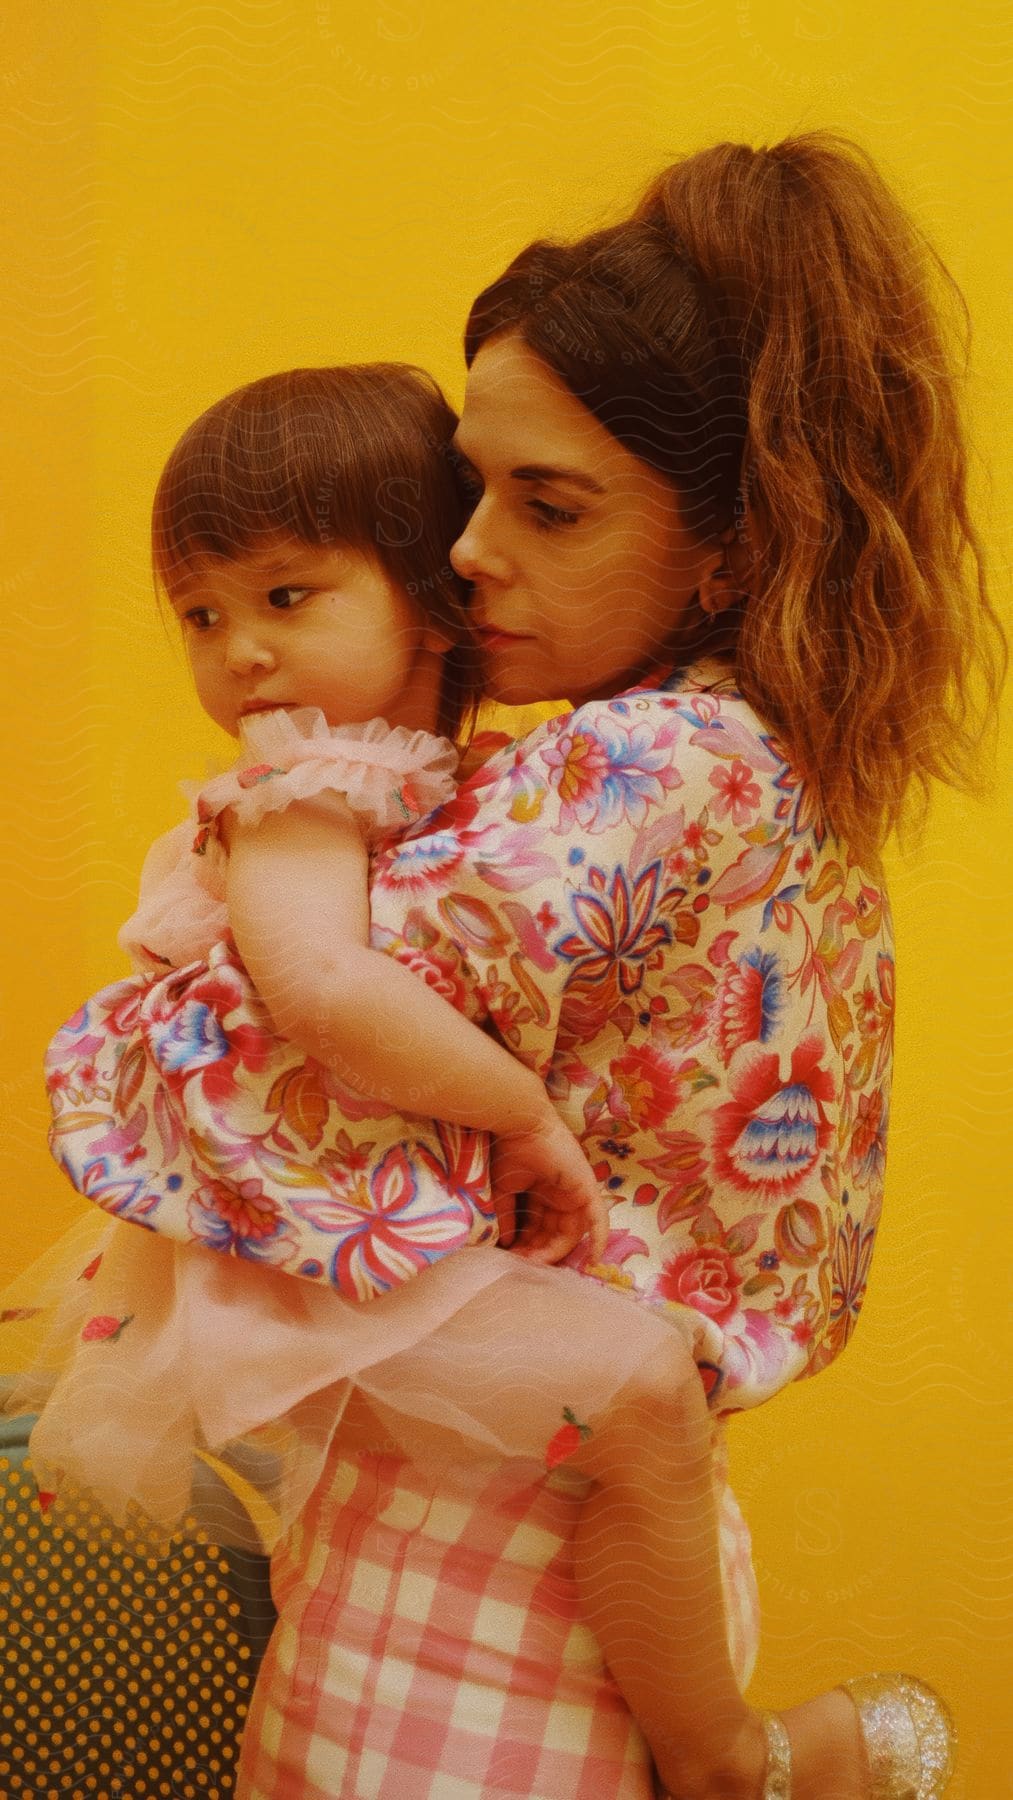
[369,674,894,1416]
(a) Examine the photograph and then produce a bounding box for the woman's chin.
[480,669,545,708]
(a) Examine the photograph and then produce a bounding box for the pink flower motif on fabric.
[714,948,784,1065]
[655,1245,742,1325]
[193,1176,286,1243]
[708,758,762,826]
[236,762,285,789]
[81,1314,134,1343]
[292,1141,486,1300]
[372,831,465,899]
[606,1043,684,1133]
[540,716,683,834]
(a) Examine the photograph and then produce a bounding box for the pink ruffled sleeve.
[185,705,459,885]
[116,821,230,975]
[117,707,459,972]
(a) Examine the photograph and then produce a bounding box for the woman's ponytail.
[631,135,1007,862]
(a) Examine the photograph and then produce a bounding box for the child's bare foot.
[773,1689,868,1799]
[653,1692,866,1799]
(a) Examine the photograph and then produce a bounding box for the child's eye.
[527,499,581,531]
[267,586,313,608]
[180,587,312,632]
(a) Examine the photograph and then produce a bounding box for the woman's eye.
[527,499,580,530]
[267,586,313,608]
[181,608,216,631]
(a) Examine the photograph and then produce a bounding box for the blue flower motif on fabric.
[739,947,784,1041]
[378,831,463,891]
[739,1083,822,1178]
[188,1180,299,1268]
[147,1001,230,1074]
[72,1156,161,1227]
[542,716,683,834]
[555,862,673,997]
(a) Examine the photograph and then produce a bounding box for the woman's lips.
[474,625,530,650]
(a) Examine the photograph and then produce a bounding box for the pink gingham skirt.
[234,1424,759,1800]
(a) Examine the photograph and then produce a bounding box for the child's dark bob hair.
[152,364,480,746]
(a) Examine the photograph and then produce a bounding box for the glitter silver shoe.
[759,1674,956,1799]
[837,1673,956,1799]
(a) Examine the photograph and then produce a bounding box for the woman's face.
[449,331,719,706]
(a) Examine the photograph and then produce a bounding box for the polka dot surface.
[0,1455,265,1797]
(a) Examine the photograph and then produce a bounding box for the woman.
[26,134,1006,1797]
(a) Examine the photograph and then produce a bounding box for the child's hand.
[490,1111,610,1266]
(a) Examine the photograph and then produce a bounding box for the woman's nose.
[449,505,511,586]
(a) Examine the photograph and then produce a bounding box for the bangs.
[153,365,449,591]
[151,363,483,746]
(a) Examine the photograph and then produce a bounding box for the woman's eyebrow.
[513,464,606,496]
[450,438,605,496]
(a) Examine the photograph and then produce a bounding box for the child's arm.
[568,1330,768,1800]
[220,795,608,1260]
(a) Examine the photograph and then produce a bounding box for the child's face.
[168,541,453,739]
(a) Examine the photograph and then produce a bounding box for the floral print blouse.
[45,656,893,1420]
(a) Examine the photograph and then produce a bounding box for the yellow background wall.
[2,3,1010,1793]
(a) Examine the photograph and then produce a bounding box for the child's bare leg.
[571,1335,764,1797]
[570,1338,870,1799]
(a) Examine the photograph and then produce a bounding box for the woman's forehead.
[459,334,610,465]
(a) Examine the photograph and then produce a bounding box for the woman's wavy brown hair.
[152,364,480,747]
[464,134,1007,866]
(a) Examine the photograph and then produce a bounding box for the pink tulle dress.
[4,705,707,1560]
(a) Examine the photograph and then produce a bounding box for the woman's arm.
[222,795,608,1255]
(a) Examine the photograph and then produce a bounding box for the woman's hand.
[490,1111,610,1266]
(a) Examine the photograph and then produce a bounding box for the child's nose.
[223,625,277,674]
